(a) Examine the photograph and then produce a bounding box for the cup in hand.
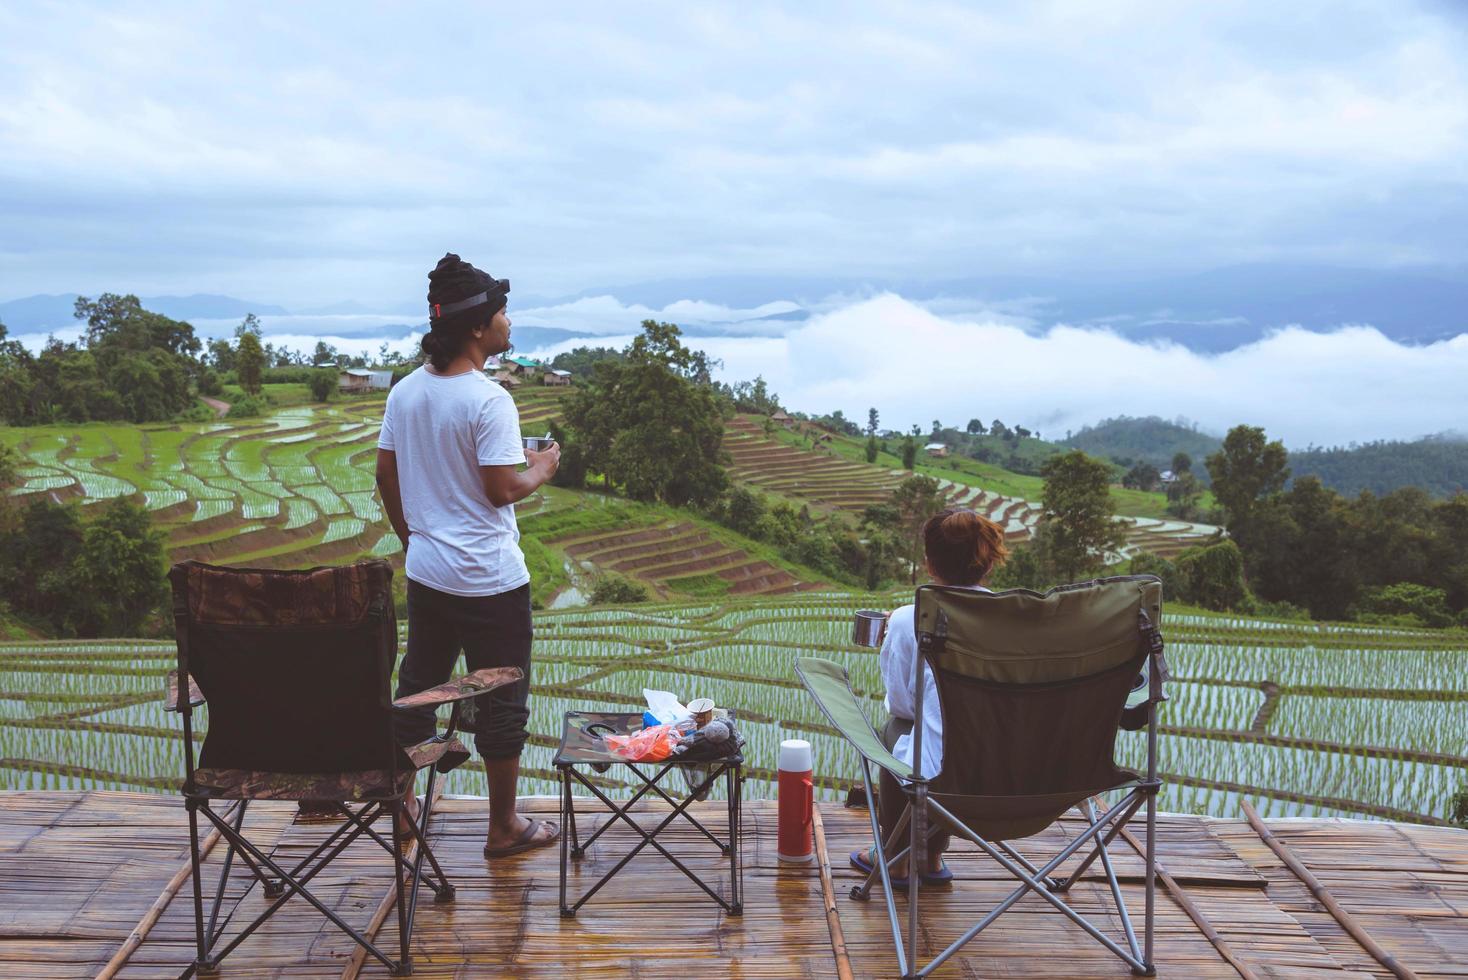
[523,436,556,452]
[852,610,888,648]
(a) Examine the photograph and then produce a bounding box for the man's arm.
[480,445,560,508]
[375,449,410,551]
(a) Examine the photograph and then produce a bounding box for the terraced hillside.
[725,415,1219,559]
[2,598,1464,824]
[554,518,823,598]
[2,389,574,577]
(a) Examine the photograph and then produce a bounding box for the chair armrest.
[165,669,205,712]
[796,657,913,781]
[392,666,523,710]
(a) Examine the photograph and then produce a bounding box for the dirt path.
[200,397,230,418]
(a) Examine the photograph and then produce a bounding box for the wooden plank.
[0,792,1464,979]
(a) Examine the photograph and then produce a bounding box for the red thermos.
[777,739,814,863]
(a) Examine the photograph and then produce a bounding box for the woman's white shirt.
[880,584,991,780]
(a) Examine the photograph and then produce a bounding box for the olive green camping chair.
[797,575,1168,978]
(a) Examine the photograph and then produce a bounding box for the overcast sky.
[3,1,1467,307]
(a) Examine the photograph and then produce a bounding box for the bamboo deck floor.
[0,792,1464,978]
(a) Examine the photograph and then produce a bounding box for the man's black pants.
[393,579,532,761]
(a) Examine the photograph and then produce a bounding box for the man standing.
[375,253,561,857]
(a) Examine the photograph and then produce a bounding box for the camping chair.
[798,575,1168,978]
[165,559,521,977]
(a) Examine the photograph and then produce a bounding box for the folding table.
[554,710,744,917]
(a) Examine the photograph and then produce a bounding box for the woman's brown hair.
[921,507,1009,586]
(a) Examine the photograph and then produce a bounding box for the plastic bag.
[603,723,684,762]
[642,688,692,726]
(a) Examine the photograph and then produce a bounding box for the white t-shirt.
[377,366,529,597]
[881,584,991,780]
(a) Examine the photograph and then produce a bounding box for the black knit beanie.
[426,253,508,327]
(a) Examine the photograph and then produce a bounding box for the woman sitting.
[851,507,1009,887]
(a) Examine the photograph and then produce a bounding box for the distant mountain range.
[1061,416,1468,498]
[0,293,290,331]
[6,263,1466,351]
[556,263,1468,351]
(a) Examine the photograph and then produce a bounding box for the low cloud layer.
[526,294,1463,449]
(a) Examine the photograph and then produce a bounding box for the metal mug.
[687,697,715,728]
[852,610,888,648]
[523,436,555,452]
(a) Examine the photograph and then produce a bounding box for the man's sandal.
[483,819,561,858]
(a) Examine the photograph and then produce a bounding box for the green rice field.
[1,597,1464,825]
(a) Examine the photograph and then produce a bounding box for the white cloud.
[693,295,1467,447]
[2,2,1467,304]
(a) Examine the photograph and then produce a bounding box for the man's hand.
[525,443,561,478]
[480,442,561,508]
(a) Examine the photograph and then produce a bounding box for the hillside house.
[491,370,521,390]
[924,442,950,458]
[507,356,541,376]
[771,410,794,428]
[338,368,392,393]
[543,369,573,387]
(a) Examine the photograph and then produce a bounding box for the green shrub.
[178,403,219,422]
[1128,552,1181,602]
[988,544,1047,591]
[1357,583,1453,628]
[1173,539,1249,611]
[1452,785,1468,829]
[226,395,265,418]
[308,369,336,402]
[590,576,649,605]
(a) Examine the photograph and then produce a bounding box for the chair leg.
[1142,785,1158,975]
[852,760,910,979]
[1081,800,1141,962]
[186,799,214,975]
[390,799,412,975]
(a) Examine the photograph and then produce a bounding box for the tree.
[1033,450,1128,583]
[1173,540,1248,611]
[235,312,262,338]
[561,320,728,507]
[1165,471,1204,520]
[901,436,917,470]
[206,337,236,371]
[865,434,879,463]
[0,444,18,529]
[866,407,879,437]
[859,503,903,589]
[1171,452,1192,475]
[236,331,265,395]
[891,475,944,584]
[551,346,624,377]
[312,340,340,367]
[308,369,336,402]
[547,421,588,489]
[1206,425,1289,533]
[1122,461,1161,492]
[67,498,168,635]
[966,418,982,435]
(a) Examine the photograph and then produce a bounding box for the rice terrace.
[2,391,1465,827]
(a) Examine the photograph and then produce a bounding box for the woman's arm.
[375,449,410,551]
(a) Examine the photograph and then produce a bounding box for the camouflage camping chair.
[166,559,520,977]
[797,576,1168,978]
